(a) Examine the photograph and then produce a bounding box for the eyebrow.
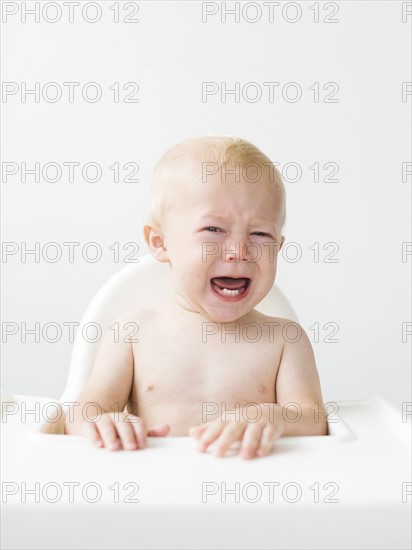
[199,213,276,225]
[199,213,230,221]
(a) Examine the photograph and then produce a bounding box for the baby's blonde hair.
[144,135,286,233]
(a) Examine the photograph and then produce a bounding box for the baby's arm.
[275,320,328,436]
[64,310,169,449]
[189,320,328,459]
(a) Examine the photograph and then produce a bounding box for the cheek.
[262,243,280,267]
[177,263,207,289]
[166,232,191,260]
[258,249,278,280]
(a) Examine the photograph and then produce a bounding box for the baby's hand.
[188,405,285,460]
[79,411,170,451]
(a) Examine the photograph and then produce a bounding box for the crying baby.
[64,135,328,459]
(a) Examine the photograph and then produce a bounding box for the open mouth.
[210,277,251,301]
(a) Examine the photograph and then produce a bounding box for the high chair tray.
[1,393,411,549]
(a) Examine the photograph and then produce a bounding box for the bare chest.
[128,320,282,415]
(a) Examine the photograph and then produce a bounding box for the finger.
[256,425,278,457]
[126,415,148,449]
[94,416,121,451]
[213,423,245,457]
[147,424,170,437]
[240,424,264,460]
[116,415,140,450]
[80,420,104,448]
[198,422,224,452]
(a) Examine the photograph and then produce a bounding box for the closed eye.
[203,227,274,238]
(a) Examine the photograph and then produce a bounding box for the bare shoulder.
[249,310,302,338]
[115,306,164,324]
[264,315,312,351]
[113,307,166,341]
[250,309,298,324]
[106,308,164,353]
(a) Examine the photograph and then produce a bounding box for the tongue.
[212,277,248,290]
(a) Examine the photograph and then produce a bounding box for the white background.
[1,0,411,409]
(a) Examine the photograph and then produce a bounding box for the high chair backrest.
[60,254,299,404]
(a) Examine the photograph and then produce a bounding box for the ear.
[143,224,169,263]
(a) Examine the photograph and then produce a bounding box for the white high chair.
[2,255,411,550]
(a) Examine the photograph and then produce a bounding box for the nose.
[223,233,251,262]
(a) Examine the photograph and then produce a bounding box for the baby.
[64,136,328,459]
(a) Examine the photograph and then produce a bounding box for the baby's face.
[155,163,284,323]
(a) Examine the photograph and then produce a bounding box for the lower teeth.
[221,288,240,295]
[216,286,246,296]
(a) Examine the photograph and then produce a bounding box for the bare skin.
[65,163,328,459]
[65,306,327,458]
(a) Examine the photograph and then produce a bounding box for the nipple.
[146,384,154,391]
